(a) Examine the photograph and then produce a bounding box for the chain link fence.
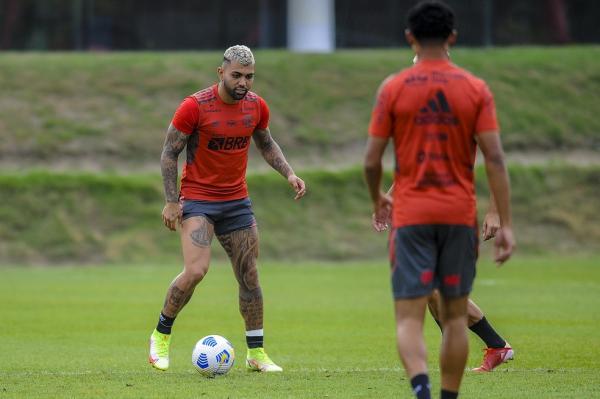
[1,0,598,50]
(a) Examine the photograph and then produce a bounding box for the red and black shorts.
[389,224,478,299]
[182,197,256,236]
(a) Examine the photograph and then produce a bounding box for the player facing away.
[149,45,306,372]
[364,2,515,399]
[373,191,514,372]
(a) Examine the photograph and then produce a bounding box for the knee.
[442,316,467,329]
[239,286,262,302]
[439,295,468,323]
[241,266,260,289]
[441,313,468,334]
[184,267,208,285]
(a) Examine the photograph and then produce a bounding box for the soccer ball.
[192,335,235,377]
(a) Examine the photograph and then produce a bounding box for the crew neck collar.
[415,58,451,64]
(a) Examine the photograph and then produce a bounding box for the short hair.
[223,45,255,66]
[407,1,455,44]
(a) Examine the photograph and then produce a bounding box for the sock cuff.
[411,373,429,383]
[469,316,486,329]
[468,316,506,348]
[159,312,175,326]
[246,331,264,349]
[156,312,176,335]
[441,389,459,399]
[410,373,431,398]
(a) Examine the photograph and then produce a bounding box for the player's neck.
[217,82,238,104]
[414,47,450,62]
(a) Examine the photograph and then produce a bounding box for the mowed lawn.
[1,256,599,398]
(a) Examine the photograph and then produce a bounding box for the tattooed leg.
[217,226,263,330]
[161,216,214,317]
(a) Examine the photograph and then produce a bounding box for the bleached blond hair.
[223,45,255,66]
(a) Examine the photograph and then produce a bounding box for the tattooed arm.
[252,127,306,200]
[252,127,293,178]
[160,123,190,231]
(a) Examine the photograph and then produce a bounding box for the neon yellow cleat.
[148,329,171,371]
[246,348,283,372]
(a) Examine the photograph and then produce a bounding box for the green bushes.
[1,166,598,264]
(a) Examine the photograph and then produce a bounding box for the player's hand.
[372,202,392,232]
[162,202,182,231]
[482,211,500,241]
[373,191,392,229]
[288,174,306,200]
[494,226,515,266]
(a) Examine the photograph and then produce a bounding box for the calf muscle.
[218,227,263,330]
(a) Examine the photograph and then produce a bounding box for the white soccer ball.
[192,335,235,377]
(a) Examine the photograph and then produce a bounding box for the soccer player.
[373,198,514,373]
[364,2,515,398]
[149,45,306,372]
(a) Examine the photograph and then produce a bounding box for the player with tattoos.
[149,45,306,372]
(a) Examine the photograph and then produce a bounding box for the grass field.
[2,45,599,399]
[1,256,599,398]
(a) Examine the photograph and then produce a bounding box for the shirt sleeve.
[171,97,199,135]
[475,83,499,134]
[368,79,394,138]
[256,97,270,130]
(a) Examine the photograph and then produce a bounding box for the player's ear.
[404,29,415,46]
[447,30,458,46]
[217,66,224,81]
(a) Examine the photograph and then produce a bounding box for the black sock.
[246,335,264,349]
[156,312,175,335]
[410,374,431,399]
[469,316,506,348]
[441,389,458,399]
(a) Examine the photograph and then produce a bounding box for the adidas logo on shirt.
[414,90,459,125]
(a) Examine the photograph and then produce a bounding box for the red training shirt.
[172,84,270,201]
[369,59,499,228]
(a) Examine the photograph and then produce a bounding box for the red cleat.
[472,343,514,372]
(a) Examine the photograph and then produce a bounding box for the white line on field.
[2,367,589,377]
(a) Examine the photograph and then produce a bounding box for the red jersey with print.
[368,59,499,228]
[172,84,269,201]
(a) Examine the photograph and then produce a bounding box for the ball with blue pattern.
[192,335,235,377]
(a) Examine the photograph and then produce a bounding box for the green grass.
[1,47,599,164]
[1,256,599,398]
[1,166,599,264]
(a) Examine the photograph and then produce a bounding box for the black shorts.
[389,224,478,299]
[182,198,256,236]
